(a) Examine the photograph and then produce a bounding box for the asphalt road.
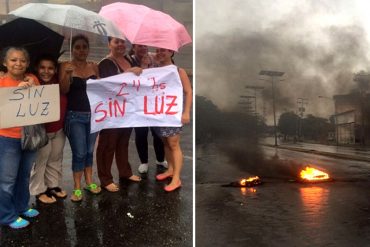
[196,143,370,247]
[0,123,193,247]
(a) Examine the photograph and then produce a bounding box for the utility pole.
[238,100,254,114]
[240,95,256,115]
[259,70,284,147]
[245,85,264,116]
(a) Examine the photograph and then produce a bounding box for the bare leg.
[161,138,174,176]
[70,171,84,201]
[83,166,101,194]
[73,171,83,190]
[84,166,93,185]
[165,134,182,188]
[163,138,174,175]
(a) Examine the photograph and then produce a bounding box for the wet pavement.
[0,124,193,247]
[196,143,370,247]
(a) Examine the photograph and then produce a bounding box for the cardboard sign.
[87,65,183,133]
[0,84,60,128]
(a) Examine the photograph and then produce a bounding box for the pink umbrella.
[99,2,192,52]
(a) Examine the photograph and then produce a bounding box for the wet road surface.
[0,124,193,247]
[196,143,370,247]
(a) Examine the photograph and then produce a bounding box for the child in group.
[29,54,68,204]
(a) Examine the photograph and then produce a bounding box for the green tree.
[278,111,299,140]
[196,96,220,144]
[301,114,332,142]
[196,96,260,145]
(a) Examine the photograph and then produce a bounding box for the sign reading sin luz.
[0,84,60,128]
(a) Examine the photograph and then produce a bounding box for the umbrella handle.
[69,28,72,61]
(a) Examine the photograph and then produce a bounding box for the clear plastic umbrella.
[9,3,125,60]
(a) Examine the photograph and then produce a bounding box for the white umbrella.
[9,3,125,60]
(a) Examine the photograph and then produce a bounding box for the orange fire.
[300,166,330,181]
[240,176,260,186]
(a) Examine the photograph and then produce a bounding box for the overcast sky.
[196,0,370,122]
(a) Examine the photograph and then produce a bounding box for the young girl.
[29,55,68,204]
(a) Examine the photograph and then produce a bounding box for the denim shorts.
[64,111,98,172]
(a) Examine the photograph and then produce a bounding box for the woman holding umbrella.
[154,48,192,192]
[0,47,40,229]
[59,34,101,202]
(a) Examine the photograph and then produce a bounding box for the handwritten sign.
[0,84,60,128]
[87,65,183,133]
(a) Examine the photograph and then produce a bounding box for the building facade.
[334,93,370,145]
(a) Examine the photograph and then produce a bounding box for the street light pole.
[259,70,285,147]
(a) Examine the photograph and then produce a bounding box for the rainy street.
[0,123,193,247]
[196,143,370,247]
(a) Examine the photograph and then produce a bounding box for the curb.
[262,144,370,162]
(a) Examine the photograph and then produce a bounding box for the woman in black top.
[59,34,101,202]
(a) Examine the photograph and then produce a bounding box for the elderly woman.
[0,47,40,229]
[96,37,142,193]
[59,34,101,202]
[154,48,192,192]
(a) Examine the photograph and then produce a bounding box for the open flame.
[239,176,261,186]
[300,166,330,182]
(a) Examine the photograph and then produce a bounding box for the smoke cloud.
[196,0,370,178]
[196,1,370,122]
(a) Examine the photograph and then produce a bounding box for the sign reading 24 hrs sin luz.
[86,65,183,133]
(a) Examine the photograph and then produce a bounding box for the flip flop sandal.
[128,175,142,182]
[36,192,56,204]
[104,183,120,192]
[84,183,101,194]
[70,189,82,202]
[48,187,67,199]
